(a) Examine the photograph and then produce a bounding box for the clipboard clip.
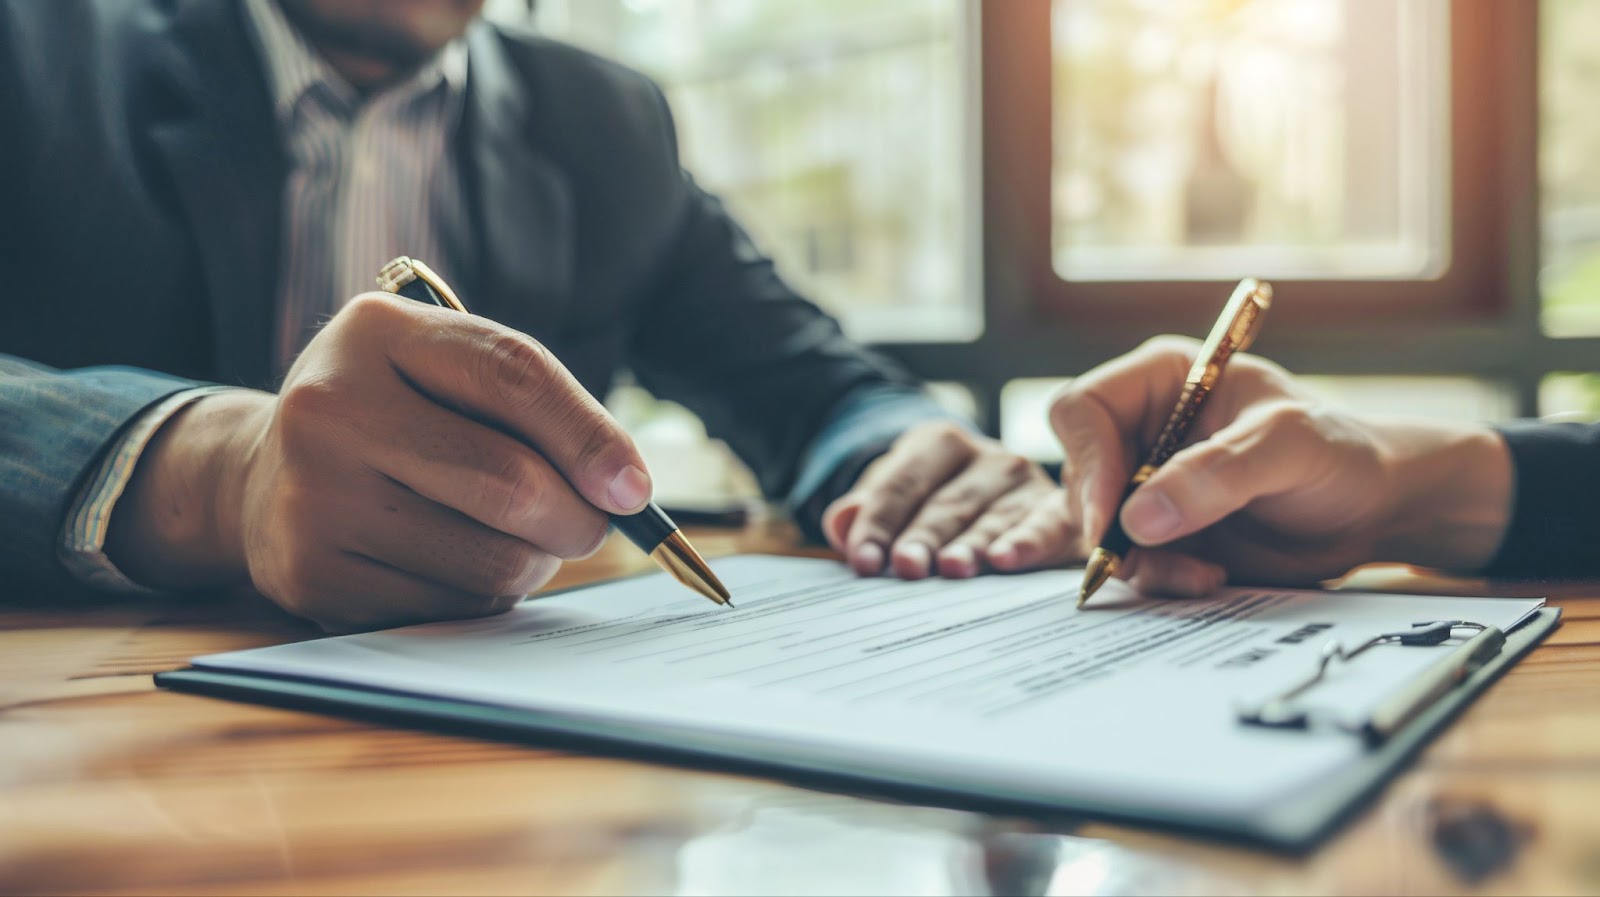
[1237,620,1506,746]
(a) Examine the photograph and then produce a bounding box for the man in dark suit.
[1048,338,1594,597]
[0,0,1077,630]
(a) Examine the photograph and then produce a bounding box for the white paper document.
[191,555,1543,821]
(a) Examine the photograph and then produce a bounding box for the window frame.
[879,0,1560,433]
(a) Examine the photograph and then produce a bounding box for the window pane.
[1540,373,1600,420]
[527,0,979,343]
[1001,379,1069,461]
[1540,1,1600,336]
[1051,0,1448,281]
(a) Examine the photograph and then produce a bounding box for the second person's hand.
[821,421,1078,580]
[1050,336,1515,597]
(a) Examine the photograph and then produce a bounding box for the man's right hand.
[1050,337,1516,597]
[105,294,653,631]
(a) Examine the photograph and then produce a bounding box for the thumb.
[1119,402,1319,546]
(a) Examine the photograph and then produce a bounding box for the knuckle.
[995,453,1035,480]
[480,540,543,595]
[924,420,970,445]
[341,292,395,322]
[1264,402,1316,435]
[565,516,610,560]
[877,469,924,501]
[929,481,984,512]
[569,416,627,477]
[480,332,556,405]
[277,375,343,427]
[485,452,544,528]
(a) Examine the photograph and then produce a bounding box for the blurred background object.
[481,0,1600,497]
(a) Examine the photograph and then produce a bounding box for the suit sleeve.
[624,89,955,534]
[1482,421,1600,578]
[0,355,201,600]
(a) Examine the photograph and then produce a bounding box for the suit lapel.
[145,0,284,389]
[451,24,575,341]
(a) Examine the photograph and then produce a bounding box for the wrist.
[105,390,272,590]
[1372,419,1513,572]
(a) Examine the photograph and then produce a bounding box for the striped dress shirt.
[246,0,469,371]
[59,0,472,590]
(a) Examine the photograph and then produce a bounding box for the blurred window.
[519,0,979,344]
[1540,0,1600,337]
[1052,0,1448,282]
[1540,373,1600,420]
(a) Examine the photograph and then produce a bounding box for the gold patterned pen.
[1078,278,1274,607]
[376,256,733,608]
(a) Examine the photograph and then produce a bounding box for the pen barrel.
[1096,480,1140,561]
[612,503,679,554]
[394,278,445,308]
[1141,379,1208,471]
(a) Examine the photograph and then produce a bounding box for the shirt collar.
[242,0,468,125]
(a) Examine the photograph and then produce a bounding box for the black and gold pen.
[376,256,733,608]
[1079,278,1274,607]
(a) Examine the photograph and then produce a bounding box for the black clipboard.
[154,605,1560,852]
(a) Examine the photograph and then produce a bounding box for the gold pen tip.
[1079,549,1119,608]
[650,531,733,607]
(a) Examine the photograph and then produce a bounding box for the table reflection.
[669,793,1247,896]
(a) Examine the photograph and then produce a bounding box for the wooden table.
[5,521,1600,896]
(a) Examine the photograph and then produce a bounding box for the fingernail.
[852,542,885,575]
[1123,489,1182,543]
[987,539,1017,568]
[608,465,651,512]
[893,542,933,579]
[939,544,977,578]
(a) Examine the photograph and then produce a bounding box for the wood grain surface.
[4,522,1599,896]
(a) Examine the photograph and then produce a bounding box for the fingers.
[932,496,1035,577]
[1123,549,1227,600]
[827,423,979,575]
[352,384,609,560]
[297,552,522,634]
[1118,402,1325,547]
[889,452,1041,578]
[985,494,1080,573]
[1049,337,1198,545]
[344,476,565,599]
[342,294,652,515]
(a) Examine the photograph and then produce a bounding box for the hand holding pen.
[105,258,726,633]
[1051,279,1513,602]
[378,257,729,607]
[1076,279,1273,605]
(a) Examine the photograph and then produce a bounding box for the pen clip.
[1223,279,1272,354]
[377,256,470,313]
[1185,279,1272,379]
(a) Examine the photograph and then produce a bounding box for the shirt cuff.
[57,386,234,594]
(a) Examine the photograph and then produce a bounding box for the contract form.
[179,555,1548,845]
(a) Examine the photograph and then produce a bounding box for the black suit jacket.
[1487,423,1600,578]
[0,0,931,595]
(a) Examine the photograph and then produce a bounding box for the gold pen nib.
[1079,548,1119,608]
[649,530,734,607]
